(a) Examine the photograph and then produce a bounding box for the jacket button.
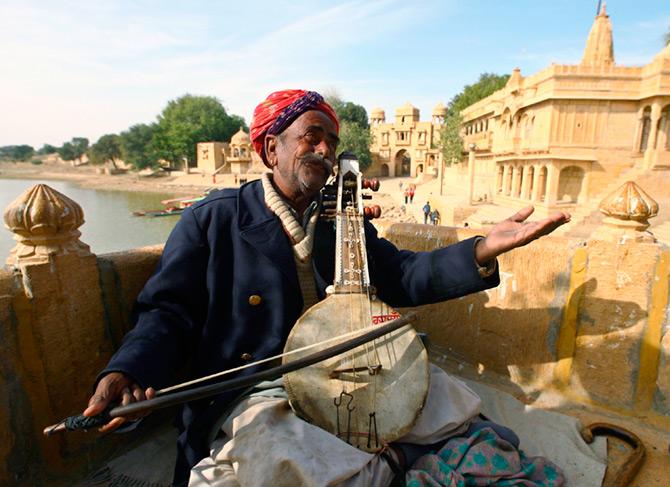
[240,353,253,361]
[248,294,262,306]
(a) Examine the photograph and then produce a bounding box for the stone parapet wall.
[375,223,670,423]
[0,246,162,485]
[1,219,669,483]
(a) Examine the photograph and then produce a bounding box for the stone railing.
[0,182,668,484]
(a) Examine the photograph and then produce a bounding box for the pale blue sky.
[1,0,668,148]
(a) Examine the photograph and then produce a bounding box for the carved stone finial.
[593,181,658,242]
[599,181,658,222]
[3,184,91,267]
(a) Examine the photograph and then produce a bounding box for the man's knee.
[465,420,520,448]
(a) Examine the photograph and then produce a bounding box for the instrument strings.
[337,175,387,444]
[349,185,382,440]
[342,195,357,439]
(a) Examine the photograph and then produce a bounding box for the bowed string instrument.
[283,151,429,452]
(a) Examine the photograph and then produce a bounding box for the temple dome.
[231,127,250,145]
[432,102,447,116]
[395,102,419,117]
[370,107,385,118]
[397,102,416,111]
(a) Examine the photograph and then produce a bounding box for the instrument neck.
[333,165,371,294]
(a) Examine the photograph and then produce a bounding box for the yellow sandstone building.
[196,127,265,179]
[367,5,669,234]
[450,4,670,219]
[367,102,447,178]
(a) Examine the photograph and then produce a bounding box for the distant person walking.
[431,208,441,226]
[409,185,415,204]
[423,201,431,224]
[404,188,409,204]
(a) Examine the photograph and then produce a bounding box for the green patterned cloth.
[406,426,564,486]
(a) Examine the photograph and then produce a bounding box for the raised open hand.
[474,206,570,265]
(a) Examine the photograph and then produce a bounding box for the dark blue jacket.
[102,179,499,484]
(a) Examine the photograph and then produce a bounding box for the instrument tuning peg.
[364,205,382,219]
[362,179,380,192]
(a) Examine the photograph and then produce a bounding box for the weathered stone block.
[569,239,658,407]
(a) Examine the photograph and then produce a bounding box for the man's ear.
[265,135,278,167]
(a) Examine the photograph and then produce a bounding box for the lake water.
[0,178,184,259]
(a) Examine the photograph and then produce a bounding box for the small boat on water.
[132,207,184,217]
[159,195,207,207]
[132,191,211,217]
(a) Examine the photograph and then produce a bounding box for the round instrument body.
[283,293,429,452]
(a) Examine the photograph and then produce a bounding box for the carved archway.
[557,166,585,203]
[526,165,535,199]
[515,166,523,198]
[659,105,670,151]
[501,108,512,139]
[496,165,504,193]
[538,166,548,201]
[639,106,652,151]
[395,150,411,177]
[505,165,513,196]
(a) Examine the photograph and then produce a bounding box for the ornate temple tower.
[581,2,615,67]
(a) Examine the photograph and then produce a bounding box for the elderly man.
[84,90,569,486]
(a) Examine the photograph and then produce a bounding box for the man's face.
[266,110,339,202]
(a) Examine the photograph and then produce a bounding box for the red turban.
[250,89,339,166]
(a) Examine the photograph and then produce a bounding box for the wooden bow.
[44,311,416,435]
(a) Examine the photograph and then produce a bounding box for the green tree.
[89,134,122,168]
[326,97,369,128]
[58,137,89,164]
[0,145,34,161]
[0,145,35,162]
[152,94,246,170]
[71,137,89,163]
[665,28,670,46]
[37,144,57,155]
[338,121,373,170]
[439,113,464,166]
[449,73,510,114]
[57,142,76,162]
[16,145,35,161]
[439,73,509,165]
[120,123,157,170]
[325,95,373,170]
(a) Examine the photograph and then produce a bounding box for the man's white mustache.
[300,154,334,173]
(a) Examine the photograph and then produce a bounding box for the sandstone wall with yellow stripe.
[0,223,668,484]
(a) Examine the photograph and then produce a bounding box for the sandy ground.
[0,161,206,196]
